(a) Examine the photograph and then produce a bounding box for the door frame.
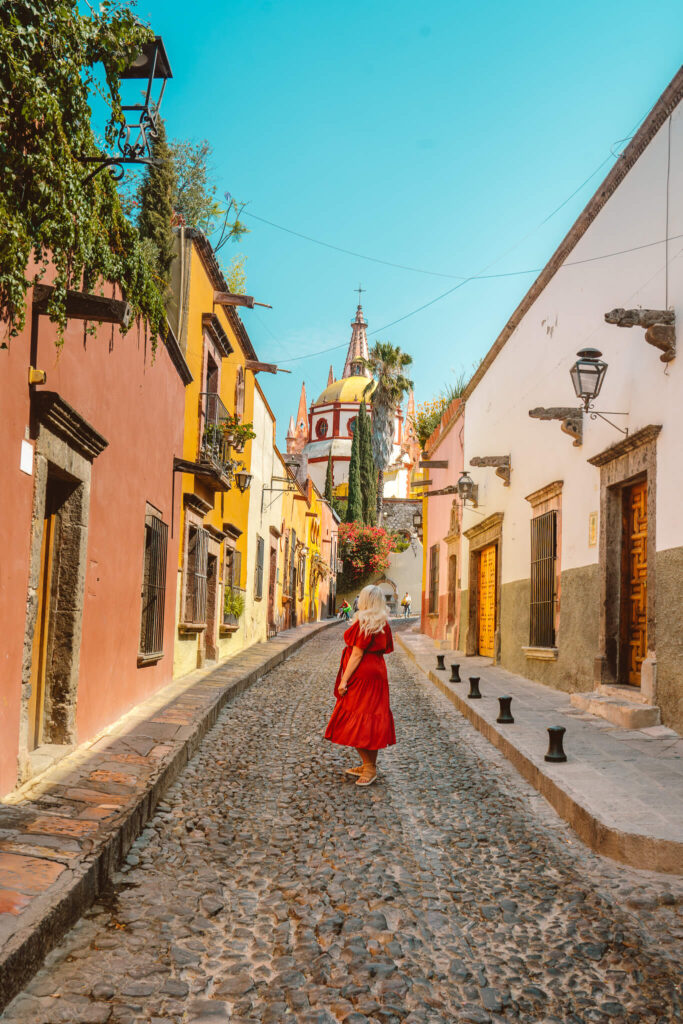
[464,512,503,660]
[589,425,660,698]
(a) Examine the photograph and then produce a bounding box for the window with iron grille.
[184,525,209,624]
[254,535,265,600]
[530,510,557,647]
[428,544,439,614]
[139,512,168,658]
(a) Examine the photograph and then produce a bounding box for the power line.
[273,232,683,362]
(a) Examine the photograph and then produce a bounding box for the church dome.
[315,375,375,405]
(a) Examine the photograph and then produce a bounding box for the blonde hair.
[355,584,389,636]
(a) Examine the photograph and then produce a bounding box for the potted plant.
[224,586,245,625]
[221,412,256,453]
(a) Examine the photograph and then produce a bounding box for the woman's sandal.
[356,765,377,787]
[345,764,365,777]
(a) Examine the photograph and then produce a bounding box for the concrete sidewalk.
[395,629,683,876]
[0,618,339,1012]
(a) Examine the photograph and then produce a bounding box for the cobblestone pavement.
[2,625,681,1024]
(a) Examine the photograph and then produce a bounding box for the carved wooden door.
[478,544,496,658]
[621,479,647,686]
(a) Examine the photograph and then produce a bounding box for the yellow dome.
[315,375,375,405]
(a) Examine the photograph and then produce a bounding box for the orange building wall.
[0,286,185,794]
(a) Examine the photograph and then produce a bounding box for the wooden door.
[621,479,647,686]
[268,544,277,631]
[478,544,496,657]
[27,490,59,749]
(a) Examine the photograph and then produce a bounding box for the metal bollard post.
[449,663,461,683]
[468,676,482,699]
[545,726,567,763]
[436,654,446,671]
[497,696,514,723]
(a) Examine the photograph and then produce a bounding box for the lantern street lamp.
[457,471,478,506]
[82,36,172,182]
[412,510,422,527]
[235,469,253,493]
[569,348,628,435]
[570,348,608,412]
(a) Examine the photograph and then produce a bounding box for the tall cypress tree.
[324,452,334,503]
[357,401,377,526]
[137,117,176,289]
[345,418,363,523]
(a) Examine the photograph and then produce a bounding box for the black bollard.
[468,676,482,699]
[436,654,446,671]
[449,663,461,683]
[497,696,514,723]
[545,726,567,763]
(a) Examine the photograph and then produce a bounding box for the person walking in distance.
[353,594,359,613]
[401,591,412,617]
[324,585,396,787]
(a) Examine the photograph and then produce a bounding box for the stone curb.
[0,619,339,1012]
[395,632,683,876]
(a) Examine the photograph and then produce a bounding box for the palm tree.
[362,341,414,524]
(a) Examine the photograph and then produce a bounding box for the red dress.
[324,620,396,750]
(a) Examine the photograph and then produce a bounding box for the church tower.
[342,303,372,379]
[286,382,309,454]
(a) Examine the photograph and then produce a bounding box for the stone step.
[570,691,661,729]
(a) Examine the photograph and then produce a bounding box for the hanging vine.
[0,0,166,343]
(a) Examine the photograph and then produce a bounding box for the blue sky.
[132,0,683,443]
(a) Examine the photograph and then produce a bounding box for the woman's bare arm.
[339,646,364,694]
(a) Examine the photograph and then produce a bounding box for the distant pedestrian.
[401,591,412,617]
[325,585,396,787]
[353,595,359,612]
[338,599,352,621]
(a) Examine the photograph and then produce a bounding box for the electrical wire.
[272,232,683,362]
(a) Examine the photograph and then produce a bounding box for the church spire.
[286,383,309,454]
[342,296,371,379]
[327,365,334,387]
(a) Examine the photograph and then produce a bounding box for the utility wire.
[273,232,683,362]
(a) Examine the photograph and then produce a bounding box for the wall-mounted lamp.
[457,471,478,507]
[569,348,628,436]
[235,469,253,493]
[80,36,172,182]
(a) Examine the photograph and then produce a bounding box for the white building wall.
[461,108,683,588]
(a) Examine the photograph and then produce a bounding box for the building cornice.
[464,511,504,542]
[33,392,108,461]
[525,480,564,507]
[587,425,662,467]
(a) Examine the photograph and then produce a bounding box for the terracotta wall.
[0,286,185,794]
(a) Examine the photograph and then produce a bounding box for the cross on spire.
[355,284,365,305]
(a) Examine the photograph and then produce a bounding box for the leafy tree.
[137,117,175,290]
[170,139,221,232]
[357,400,377,526]
[362,342,414,523]
[324,452,334,503]
[345,418,363,524]
[338,522,396,585]
[0,1,165,341]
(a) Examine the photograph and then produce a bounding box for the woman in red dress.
[324,585,396,787]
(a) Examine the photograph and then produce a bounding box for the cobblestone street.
[2,625,681,1024]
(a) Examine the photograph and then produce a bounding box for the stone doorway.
[268,542,277,633]
[27,468,84,752]
[464,513,503,660]
[447,554,457,627]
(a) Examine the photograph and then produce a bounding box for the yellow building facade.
[168,228,258,677]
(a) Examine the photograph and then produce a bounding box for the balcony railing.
[199,392,232,486]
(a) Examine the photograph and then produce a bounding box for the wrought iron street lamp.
[570,348,608,411]
[235,469,253,493]
[569,347,628,435]
[82,36,172,181]
[457,471,476,504]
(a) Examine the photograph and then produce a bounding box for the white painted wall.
[461,107,683,589]
[243,389,283,642]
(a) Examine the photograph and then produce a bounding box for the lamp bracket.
[605,308,676,363]
[529,407,583,447]
[470,455,511,486]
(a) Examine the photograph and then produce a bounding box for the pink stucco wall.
[0,281,186,795]
[420,400,465,646]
